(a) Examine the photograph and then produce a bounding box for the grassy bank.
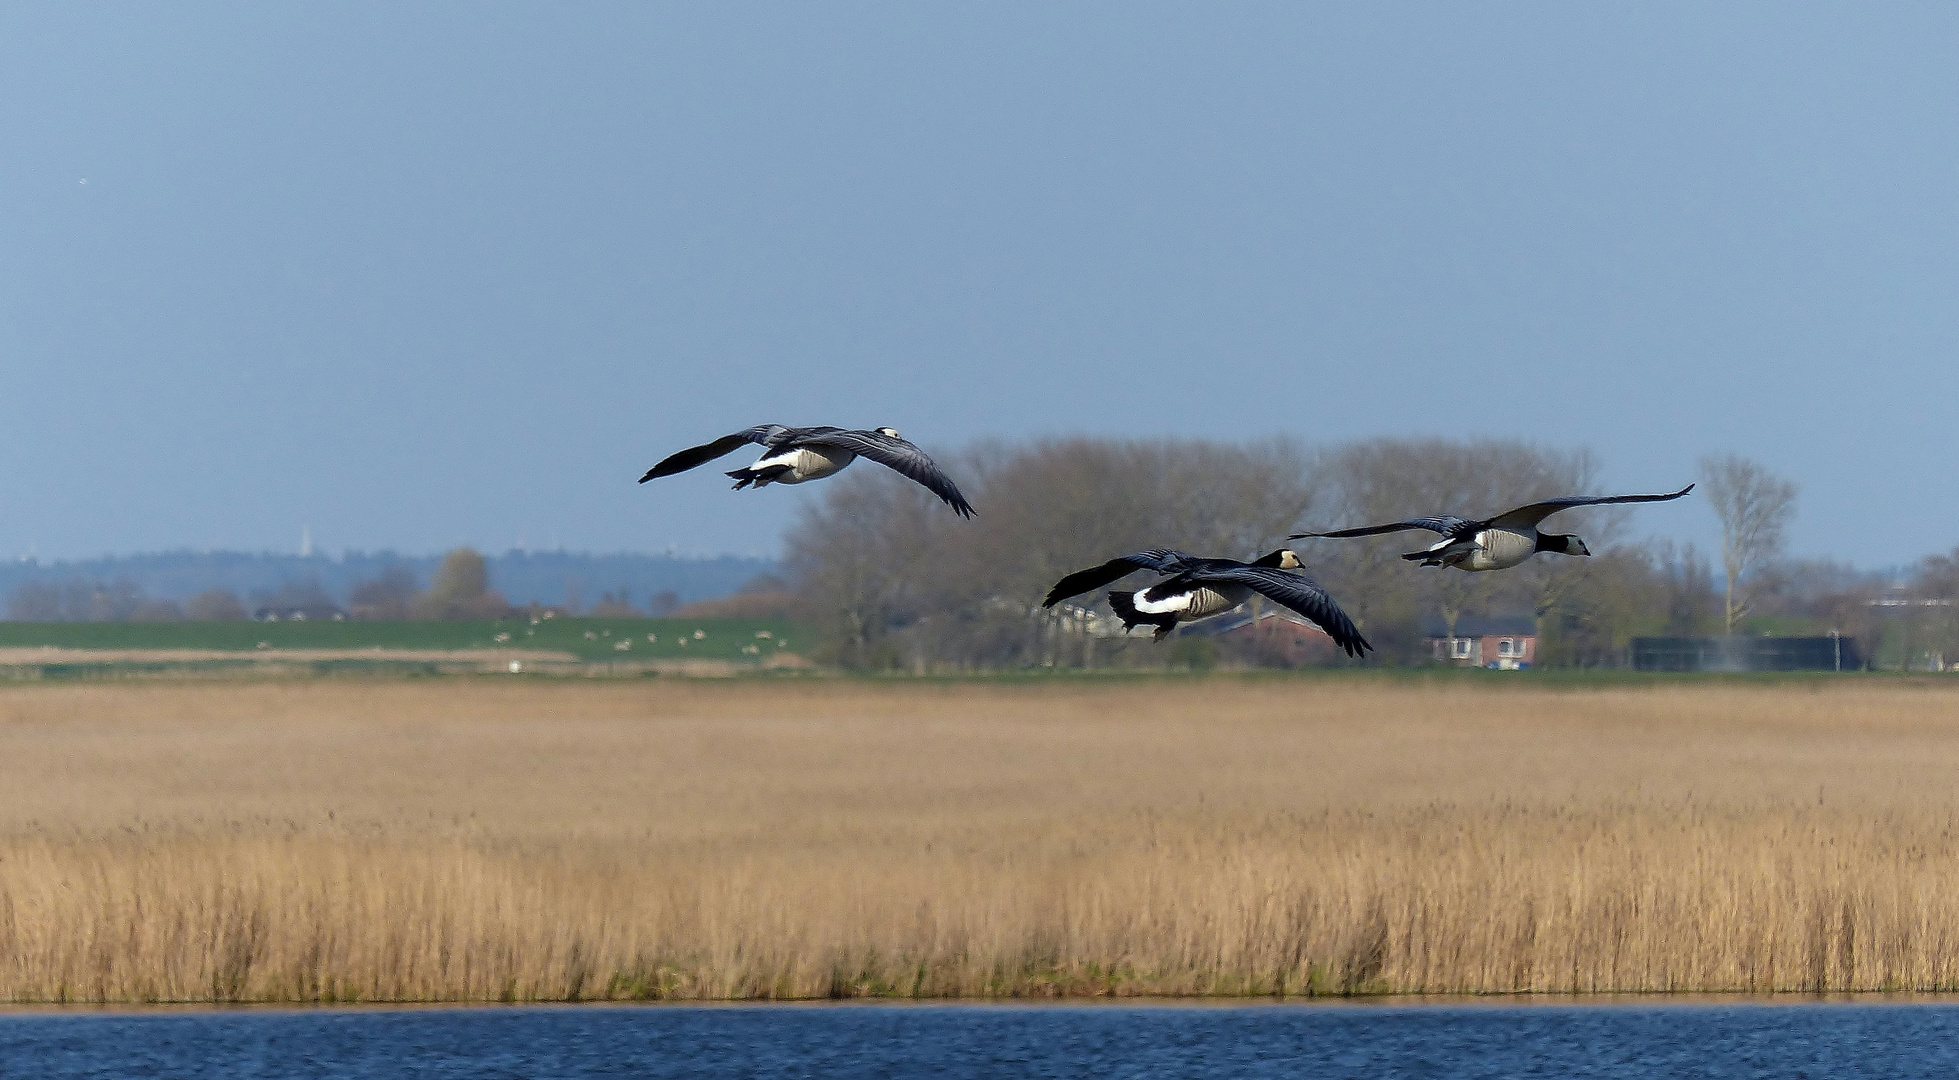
[4,678,1959,1001]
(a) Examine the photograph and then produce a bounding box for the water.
[4,1001,1959,1078]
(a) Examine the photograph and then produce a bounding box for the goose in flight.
[1290,485,1693,572]
[639,425,975,518]
[1042,548,1371,657]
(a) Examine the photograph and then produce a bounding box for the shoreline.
[11,992,1959,1015]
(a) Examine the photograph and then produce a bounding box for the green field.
[0,617,808,663]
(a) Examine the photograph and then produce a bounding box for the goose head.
[875,426,902,439]
[1540,534,1591,557]
[1254,549,1305,570]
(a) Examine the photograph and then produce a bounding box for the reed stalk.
[1,677,1956,1001]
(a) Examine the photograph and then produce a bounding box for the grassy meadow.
[5,676,1959,1002]
[0,617,805,665]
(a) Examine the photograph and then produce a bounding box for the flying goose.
[639,425,975,518]
[1290,485,1693,572]
[1042,548,1371,658]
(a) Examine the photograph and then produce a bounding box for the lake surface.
[4,1001,1959,1078]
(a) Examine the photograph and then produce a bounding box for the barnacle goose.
[1042,548,1371,658]
[1290,485,1693,572]
[638,424,975,518]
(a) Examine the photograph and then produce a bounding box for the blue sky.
[4,3,1955,565]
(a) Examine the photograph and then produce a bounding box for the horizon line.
[5,547,783,566]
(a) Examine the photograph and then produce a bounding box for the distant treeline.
[0,549,778,622]
[787,436,1959,671]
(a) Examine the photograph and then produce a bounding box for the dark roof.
[1419,615,1537,638]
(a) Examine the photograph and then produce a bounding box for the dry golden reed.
[3,676,1959,1002]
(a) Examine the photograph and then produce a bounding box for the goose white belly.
[751,447,855,485]
[1134,582,1252,620]
[1459,529,1537,572]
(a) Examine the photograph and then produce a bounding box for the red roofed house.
[1425,615,1537,670]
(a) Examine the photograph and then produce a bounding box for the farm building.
[1423,616,1537,670]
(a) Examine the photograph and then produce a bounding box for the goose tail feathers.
[1108,592,1177,639]
[1107,591,1142,627]
[727,464,793,491]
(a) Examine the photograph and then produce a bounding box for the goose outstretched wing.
[639,425,788,482]
[1290,516,1471,541]
[1196,566,1372,658]
[803,429,977,518]
[1487,485,1694,531]
[1042,549,1192,608]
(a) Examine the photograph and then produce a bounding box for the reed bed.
[3,676,1959,1001]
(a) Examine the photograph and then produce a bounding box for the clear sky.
[4,3,1955,565]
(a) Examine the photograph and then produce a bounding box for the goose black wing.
[1290,516,1471,541]
[639,425,787,482]
[1042,549,1192,608]
[803,429,977,517]
[1486,485,1694,531]
[1196,566,1373,659]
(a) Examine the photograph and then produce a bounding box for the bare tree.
[788,434,1705,670]
[1650,541,1714,636]
[1304,439,1606,660]
[185,588,249,621]
[414,549,511,620]
[1699,454,1797,634]
[5,583,62,621]
[786,436,1322,671]
[1552,542,1684,667]
[784,461,953,670]
[1911,548,1959,670]
[349,565,421,620]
